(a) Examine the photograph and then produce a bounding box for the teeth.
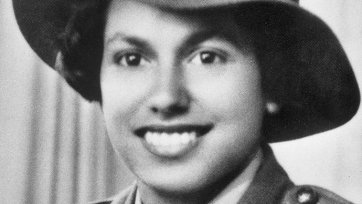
[181,133,189,144]
[145,131,196,147]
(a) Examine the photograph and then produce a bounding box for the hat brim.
[12,0,360,142]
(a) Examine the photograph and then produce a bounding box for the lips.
[134,124,213,158]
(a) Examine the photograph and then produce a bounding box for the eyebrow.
[104,28,248,56]
[178,28,250,55]
[105,32,153,52]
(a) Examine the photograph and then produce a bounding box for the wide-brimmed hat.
[13,0,360,142]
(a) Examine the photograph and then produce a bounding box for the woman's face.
[101,0,264,195]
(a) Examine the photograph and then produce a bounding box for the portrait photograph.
[0,0,362,203]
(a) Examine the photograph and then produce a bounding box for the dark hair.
[56,0,110,102]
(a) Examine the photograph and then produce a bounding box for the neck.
[137,148,262,204]
[137,184,208,204]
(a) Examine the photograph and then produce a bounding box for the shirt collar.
[135,189,142,204]
[209,148,263,204]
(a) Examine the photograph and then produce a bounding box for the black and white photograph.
[0,0,361,203]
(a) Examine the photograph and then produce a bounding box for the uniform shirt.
[90,145,353,204]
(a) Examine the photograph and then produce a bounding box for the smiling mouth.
[134,124,214,138]
[134,124,214,157]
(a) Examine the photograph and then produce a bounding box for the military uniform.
[91,146,353,204]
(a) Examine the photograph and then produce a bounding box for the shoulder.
[281,185,353,204]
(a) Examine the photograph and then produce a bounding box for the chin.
[140,170,198,192]
[136,160,238,197]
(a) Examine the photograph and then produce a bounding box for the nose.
[148,68,190,118]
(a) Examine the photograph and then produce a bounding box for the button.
[296,187,319,204]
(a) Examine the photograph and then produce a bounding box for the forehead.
[106,0,234,25]
[104,0,250,45]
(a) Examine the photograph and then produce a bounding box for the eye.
[114,53,148,67]
[190,51,225,65]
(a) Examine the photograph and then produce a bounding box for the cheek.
[190,66,264,122]
[100,67,152,119]
[190,64,264,160]
[191,63,265,162]
[100,67,153,150]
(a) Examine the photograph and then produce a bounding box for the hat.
[12,0,360,142]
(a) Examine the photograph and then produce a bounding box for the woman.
[13,0,360,203]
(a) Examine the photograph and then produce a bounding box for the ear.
[265,101,280,115]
